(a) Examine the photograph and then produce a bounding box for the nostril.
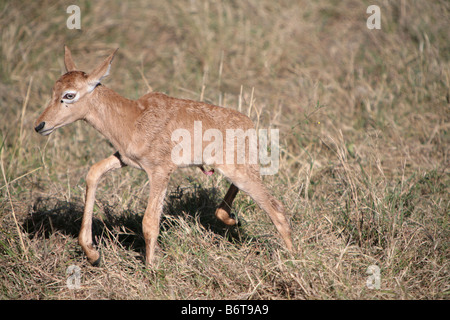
[35,122,45,132]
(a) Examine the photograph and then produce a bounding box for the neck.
[84,85,141,152]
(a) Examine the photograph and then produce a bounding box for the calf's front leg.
[79,152,125,265]
[142,168,172,266]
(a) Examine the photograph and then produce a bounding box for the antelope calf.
[34,47,293,266]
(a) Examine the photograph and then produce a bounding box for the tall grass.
[0,0,448,299]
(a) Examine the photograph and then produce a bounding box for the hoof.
[89,252,101,267]
[215,208,238,226]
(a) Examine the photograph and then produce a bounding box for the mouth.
[38,128,55,136]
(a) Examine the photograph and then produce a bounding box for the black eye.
[63,93,75,100]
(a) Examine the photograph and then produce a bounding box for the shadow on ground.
[23,185,250,258]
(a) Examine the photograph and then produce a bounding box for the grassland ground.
[0,1,448,299]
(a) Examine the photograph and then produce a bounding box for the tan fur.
[35,46,293,266]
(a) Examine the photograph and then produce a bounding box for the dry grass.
[0,0,448,299]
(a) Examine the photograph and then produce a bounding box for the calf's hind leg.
[215,184,239,226]
[218,165,293,251]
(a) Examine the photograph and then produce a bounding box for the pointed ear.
[87,48,119,92]
[64,45,78,72]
